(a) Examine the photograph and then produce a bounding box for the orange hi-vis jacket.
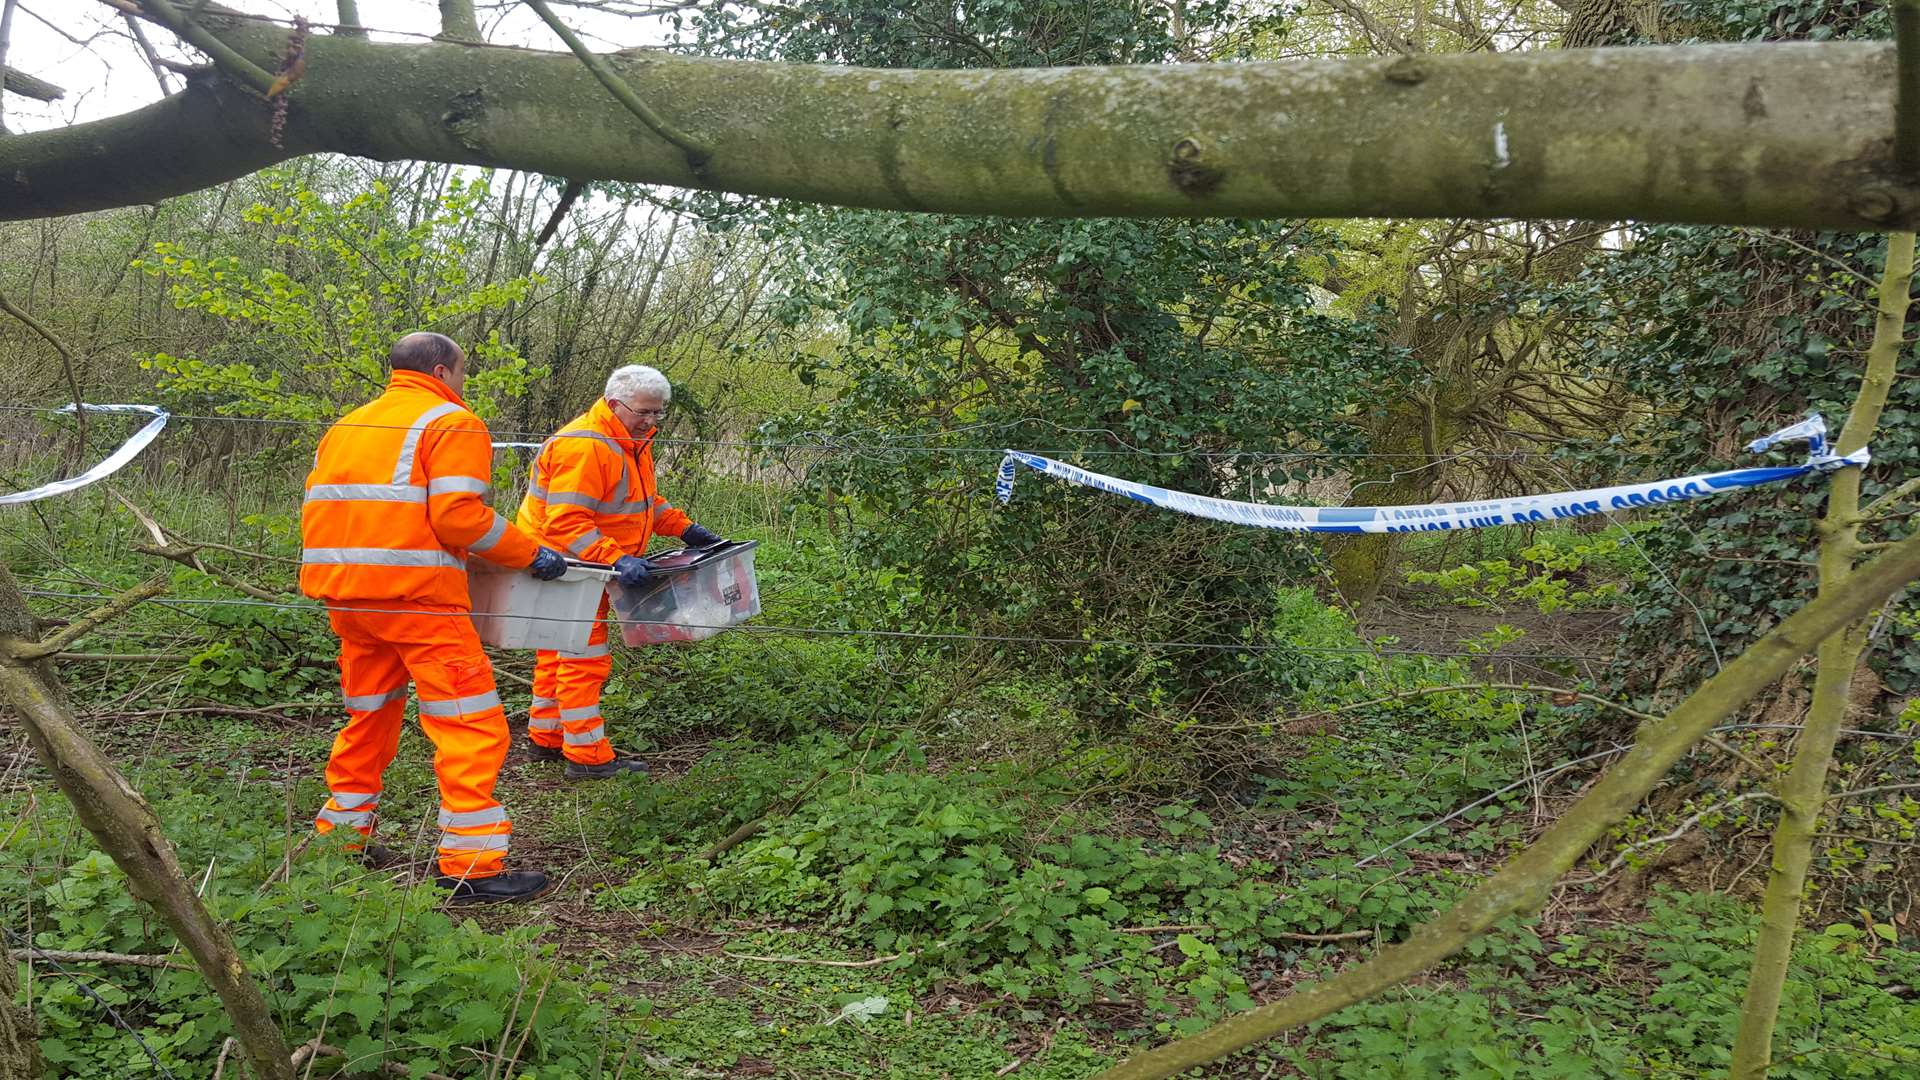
[515,398,691,564]
[301,370,540,608]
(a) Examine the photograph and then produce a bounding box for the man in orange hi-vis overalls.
[301,332,568,905]
[516,364,725,780]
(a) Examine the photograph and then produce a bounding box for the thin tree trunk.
[1727,231,1916,1078]
[0,565,296,1080]
[437,0,480,42]
[336,0,366,38]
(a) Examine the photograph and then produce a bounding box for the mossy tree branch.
[6,574,167,660]
[0,33,1913,228]
[1092,525,1920,1080]
[1727,231,1916,1079]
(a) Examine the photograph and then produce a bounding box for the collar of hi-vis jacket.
[387,368,469,408]
[589,398,657,455]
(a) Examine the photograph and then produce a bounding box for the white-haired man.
[514,365,725,778]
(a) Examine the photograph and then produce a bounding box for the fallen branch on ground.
[721,950,903,969]
[25,949,187,970]
[290,1039,458,1080]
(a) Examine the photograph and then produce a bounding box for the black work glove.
[614,555,655,587]
[681,523,724,549]
[529,547,567,581]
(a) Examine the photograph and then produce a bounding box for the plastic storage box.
[608,540,761,645]
[469,560,614,652]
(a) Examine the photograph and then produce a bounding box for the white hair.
[605,364,671,405]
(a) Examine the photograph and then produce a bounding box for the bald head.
[389,332,466,393]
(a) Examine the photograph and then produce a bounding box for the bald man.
[300,332,567,904]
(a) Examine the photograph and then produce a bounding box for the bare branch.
[0,288,87,457]
[124,0,275,93]
[1,68,63,102]
[25,949,189,970]
[522,0,714,171]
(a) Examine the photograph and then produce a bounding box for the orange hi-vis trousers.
[528,593,616,766]
[316,606,514,878]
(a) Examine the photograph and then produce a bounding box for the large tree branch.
[0,38,1910,228]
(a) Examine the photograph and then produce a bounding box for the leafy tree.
[134,168,543,424]
[700,0,1407,723]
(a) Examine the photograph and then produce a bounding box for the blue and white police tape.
[994,416,1869,534]
[0,404,171,506]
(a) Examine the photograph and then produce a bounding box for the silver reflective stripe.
[439,805,508,828]
[469,513,510,555]
[611,458,633,504]
[416,690,503,717]
[530,696,559,710]
[596,497,652,515]
[528,717,563,731]
[427,475,490,497]
[393,402,465,485]
[318,807,375,827]
[330,791,379,810]
[438,832,511,851]
[525,484,549,502]
[560,641,610,659]
[563,725,607,746]
[303,547,464,568]
[565,530,606,556]
[305,483,426,503]
[559,705,601,722]
[342,687,407,712]
[654,499,674,514]
[543,491,599,509]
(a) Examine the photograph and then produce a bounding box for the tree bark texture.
[0,30,1910,229]
[436,0,480,43]
[1727,232,1916,1079]
[1093,525,1920,1079]
[0,943,43,1080]
[0,566,295,1080]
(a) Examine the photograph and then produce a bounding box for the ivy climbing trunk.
[0,563,295,1080]
[1727,231,1916,1078]
[1092,524,1920,1078]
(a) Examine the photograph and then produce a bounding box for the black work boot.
[564,756,650,781]
[436,869,555,905]
[526,741,563,764]
[356,844,408,871]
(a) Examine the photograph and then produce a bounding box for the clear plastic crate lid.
[605,540,761,646]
